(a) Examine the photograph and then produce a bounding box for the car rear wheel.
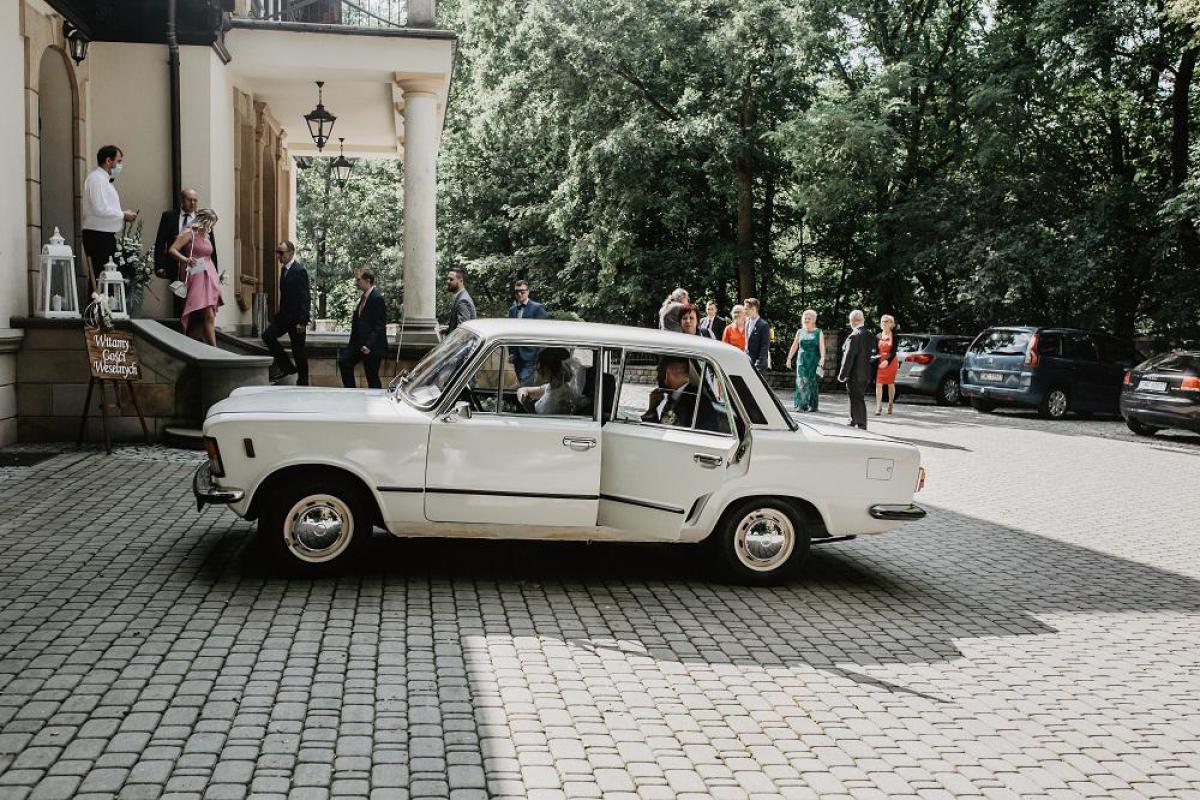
[935,375,962,406]
[713,499,810,585]
[1126,418,1160,437]
[970,398,995,413]
[257,475,373,574]
[1039,386,1070,420]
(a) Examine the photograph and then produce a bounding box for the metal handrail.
[246,0,407,28]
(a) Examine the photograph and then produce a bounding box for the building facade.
[0,0,456,445]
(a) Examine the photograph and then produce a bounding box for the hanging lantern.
[97,258,129,320]
[62,20,89,66]
[304,81,336,152]
[36,227,82,319]
[331,137,354,188]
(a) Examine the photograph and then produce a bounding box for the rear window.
[937,338,969,355]
[896,336,929,353]
[1138,352,1200,373]
[729,374,768,425]
[970,329,1032,355]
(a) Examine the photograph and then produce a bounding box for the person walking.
[339,268,388,389]
[81,145,138,285]
[721,304,747,350]
[167,209,222,347]
[658,288,689,332]
[445,267,477,334]
[699,301,727,340]
[875,314,899,415]
[744,298,770,371]
[263,241,310,385]
[786,309,825,412]
[838,309,872,429]
[155,188,217,317]
[507,279,548,384]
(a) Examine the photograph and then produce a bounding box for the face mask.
[111,163,123,176]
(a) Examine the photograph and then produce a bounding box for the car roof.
[461,318,747,365]
[900,333,969,339]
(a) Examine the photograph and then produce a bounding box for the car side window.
[614,351,732,435]
[1037,332,1062,358]
[507,345,596,419]
[459,345,508,413]
[1097,336,1138,365]
[1061,333,1098,362]
[938,339,968,356]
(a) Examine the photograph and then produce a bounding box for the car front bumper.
[193,461,245,512]
[868,503,927,521]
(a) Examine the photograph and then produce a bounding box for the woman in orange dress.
[721,304,747,350]
[875,313,899,415]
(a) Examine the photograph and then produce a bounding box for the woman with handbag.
[168,208,223,346]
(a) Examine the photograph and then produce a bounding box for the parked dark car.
[1120,350,1200,436]
[893,334,971,405]
[961,327,1143,419]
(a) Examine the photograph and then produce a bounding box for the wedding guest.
[875,314,899,415]
[744,298,770,371]
[658,288,689,332]
[263,241,310,385]
[838,309,872,429]
[155,188,217,316]
[445,267,477,333]
[786,309,826,412]
[167,209,222,347]
[339,268,388,389]
[699,301,727,340]
[721,304,747,350]
[81,145,137,284]
[507,279,548,384]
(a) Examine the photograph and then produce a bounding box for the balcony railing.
[246,0,408,28]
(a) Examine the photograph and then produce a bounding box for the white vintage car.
[194,319,926,583]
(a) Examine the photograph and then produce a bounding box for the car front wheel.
[257,475,373,574]
[713,499,810,585]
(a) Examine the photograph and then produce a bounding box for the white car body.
[195,320,925,576]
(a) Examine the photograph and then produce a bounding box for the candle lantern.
[97,258,129,320]
[35,227,81,319]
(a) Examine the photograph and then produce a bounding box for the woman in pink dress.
[167,208,223,346]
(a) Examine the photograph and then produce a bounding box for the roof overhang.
[225,21,456,159]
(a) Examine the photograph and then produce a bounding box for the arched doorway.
[37,49,76,254]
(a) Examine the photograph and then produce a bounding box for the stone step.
[163,426,204,450]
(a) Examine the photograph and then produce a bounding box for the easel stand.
[76,377,151,455]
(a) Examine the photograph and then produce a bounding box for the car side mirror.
[453,401,472,420]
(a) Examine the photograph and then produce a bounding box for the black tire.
[256,473,374,575]
[935,374,962,406]
[712,498,810,585]
[1038,386,1070,420]
[1126,418,1160,437]
[970,398,995,413]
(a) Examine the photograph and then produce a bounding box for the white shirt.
[281,258,295,279]
[82,167,124,233]
[178,211,194,234]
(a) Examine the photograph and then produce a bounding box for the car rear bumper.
[895,373,940,394]
[193,461,245,512]
[960,381,1041,407]
[1121,394,1200,431]
[869,503,927,521]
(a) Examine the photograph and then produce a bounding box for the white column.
[402,88,439,335]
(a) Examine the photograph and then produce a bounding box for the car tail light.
[1123,371,1131,385]
[204,436,225,477]
[916,466,927,492]
[1025,332,1040,367]
[1181,376,1200,392]
[907,353,934,365]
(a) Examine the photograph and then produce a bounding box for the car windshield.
[398,329,481,409]
[970,329,1032,355]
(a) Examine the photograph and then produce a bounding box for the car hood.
[207,385,423,422]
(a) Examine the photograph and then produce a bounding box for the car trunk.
[965,329,1033,390]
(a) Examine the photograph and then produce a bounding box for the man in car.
[642,356,723,431]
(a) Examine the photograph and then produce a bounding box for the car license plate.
[980,372,1003,382]
[1138,380,1167,393]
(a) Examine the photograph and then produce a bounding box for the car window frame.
[442,340,601,422]
[399,329,483,411]
[609,348,741,439]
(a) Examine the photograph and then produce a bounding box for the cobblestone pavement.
[1,399,1198,800]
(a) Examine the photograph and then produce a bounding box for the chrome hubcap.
[734,508,795,572]
[1048,391,1067,417]
[284,494,353,563]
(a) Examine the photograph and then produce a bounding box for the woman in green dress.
[786,309,826,411]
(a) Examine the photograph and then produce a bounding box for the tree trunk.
[735,154,755,302]
[1173,47,1200,273]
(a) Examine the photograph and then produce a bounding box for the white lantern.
[98,258,129,320]
[35,227,81,319]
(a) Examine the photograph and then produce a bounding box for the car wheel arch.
[703,492,830,542]
[247,463,384,527]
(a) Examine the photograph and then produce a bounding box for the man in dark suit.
[642,357,726,432]
[154,188,217,316]
[699,301,727,340]
[838,309,873,429]
[445,267,477,334]
[263,240,310,385]
[744,298,771,371]
[339,268,388,388]
[507,279,548,384]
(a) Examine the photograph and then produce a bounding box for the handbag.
[169,231,195,300]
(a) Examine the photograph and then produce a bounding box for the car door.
[424,344,602,526]
[598,349,742,540]
[1060,332,1102,410]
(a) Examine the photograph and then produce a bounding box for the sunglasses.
[515,288,529,294]
[275,250,289,256]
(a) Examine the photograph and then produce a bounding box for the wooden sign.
[84,327,142,381]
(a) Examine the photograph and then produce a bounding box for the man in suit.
[642,357,725,432]
[743,298,770,371]
[262,240,310,385]
[507,279,548,384]
[154,188,217,316]
[445,267,477,334]
[699,300,727,340]
[838,309,873,429]
[339,268,388,388]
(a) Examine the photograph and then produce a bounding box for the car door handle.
[563,436,596,451]
[693,453,723,468]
